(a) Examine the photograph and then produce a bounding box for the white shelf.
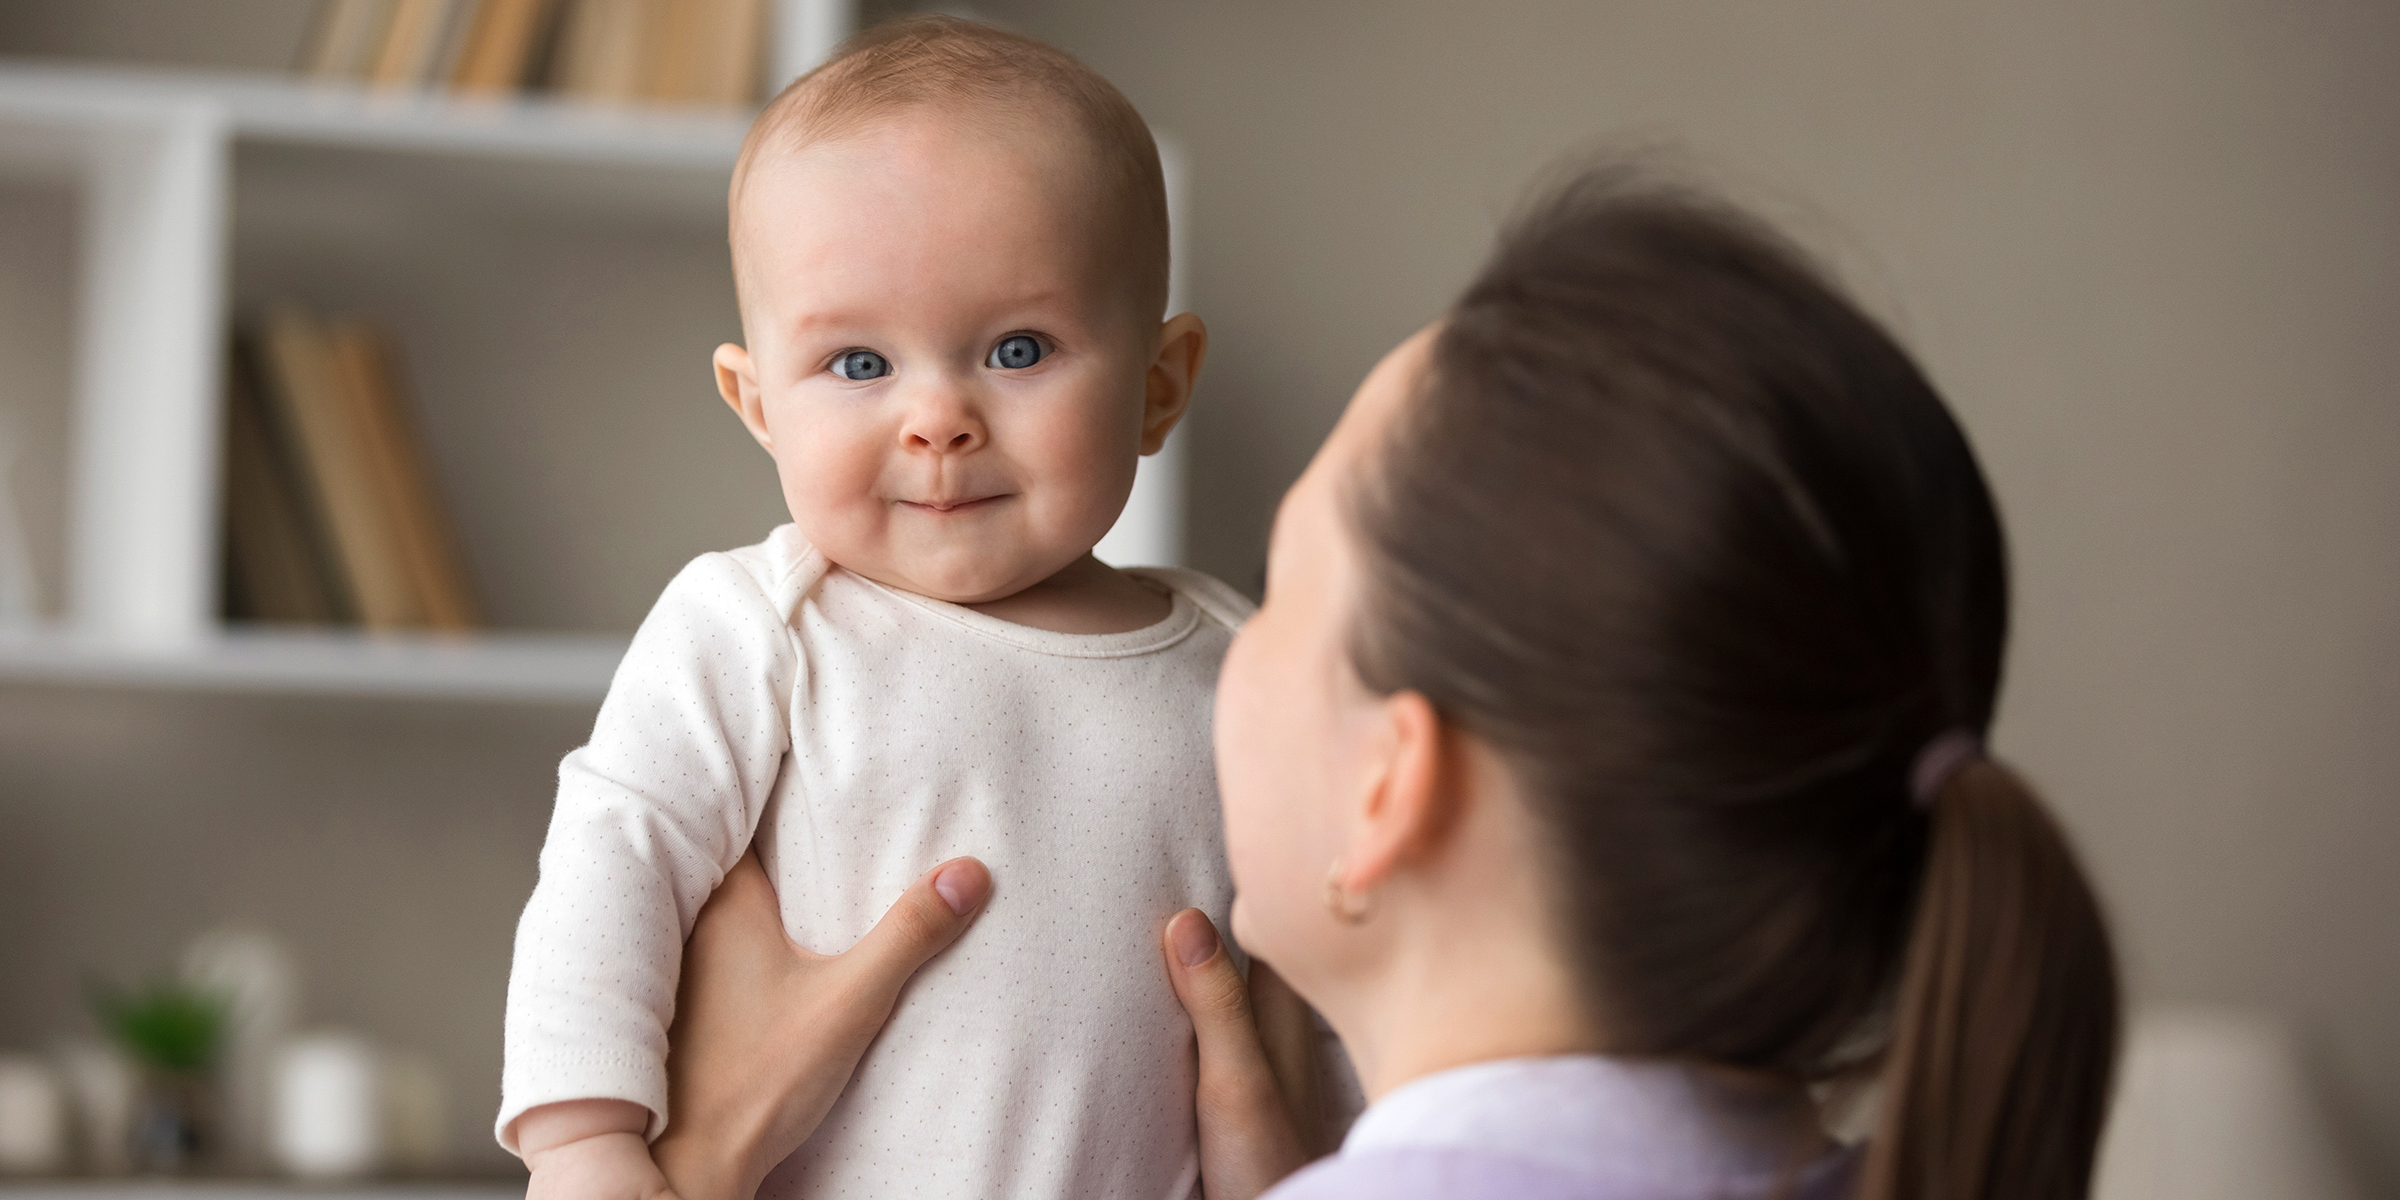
[0,626,624,704]
[0,61,751,169]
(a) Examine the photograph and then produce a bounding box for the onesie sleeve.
[496,550,803,1150]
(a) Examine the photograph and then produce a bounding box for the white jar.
[270,1034,383,1179]
[0,1056,67,1175]
[182,927,300,1172]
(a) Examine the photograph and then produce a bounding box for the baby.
[497,17,1263,1200]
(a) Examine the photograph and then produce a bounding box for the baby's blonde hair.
[729,16,1170,321]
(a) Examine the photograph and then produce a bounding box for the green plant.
[90,978,226,1076]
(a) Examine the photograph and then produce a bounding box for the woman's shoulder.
[1261,1147,1611,1200]
[1262,1142,1860,1200]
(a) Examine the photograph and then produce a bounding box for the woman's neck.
[1332,909,1601,1102]
[1296,721,1599,1102]
[1311,743,1605,1104]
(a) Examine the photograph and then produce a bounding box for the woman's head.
[1215,166,2118,1199]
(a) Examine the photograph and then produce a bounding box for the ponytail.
[1861,760,2120,1200]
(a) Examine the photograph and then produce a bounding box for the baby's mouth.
[898,493,1010,515]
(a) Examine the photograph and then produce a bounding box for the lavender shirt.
[1263,1056,1857,1200]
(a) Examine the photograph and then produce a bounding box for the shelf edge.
[0,627,625,704]
[0,61,749,171]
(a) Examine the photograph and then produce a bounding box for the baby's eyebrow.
[779,308,882,338]
[779,290,1090,342]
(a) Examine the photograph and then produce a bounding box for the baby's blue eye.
[987,335,1045,370]
[832,350,890,380]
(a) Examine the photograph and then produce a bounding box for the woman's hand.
[1163,909,1317,1200]
[652,851,991,1200]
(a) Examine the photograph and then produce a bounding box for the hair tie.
[1909,729,1984,807]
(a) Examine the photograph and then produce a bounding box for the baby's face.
[719,110,1158,604]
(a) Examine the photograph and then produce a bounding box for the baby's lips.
[900,492,1010,512]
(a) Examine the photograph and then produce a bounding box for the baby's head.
[713,17,1201,604]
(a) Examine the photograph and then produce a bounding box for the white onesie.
[498,524,1249,1200]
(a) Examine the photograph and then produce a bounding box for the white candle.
[183,927,300,1172]
[0,1056,67,1175]
[271,1034,383,1179]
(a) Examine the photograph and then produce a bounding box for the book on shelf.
[367,0,467,87]
[298,0,397,81]
[328,323,483,631]
[304,0,499,90]
[450,0,563,92]
[295,0,769,108]
[223,337,351,625]
[224,310,482,632]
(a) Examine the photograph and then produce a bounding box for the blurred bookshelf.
[0,60,766,703]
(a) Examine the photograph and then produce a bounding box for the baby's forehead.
[746,97,1112,206]
[731,101,1161,310]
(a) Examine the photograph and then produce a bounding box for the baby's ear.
[1142,313,1208,455]
[714,343,774,452]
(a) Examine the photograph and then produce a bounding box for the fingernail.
[1171,910,1219,968]
[933,861,984,915]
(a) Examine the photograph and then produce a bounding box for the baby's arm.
[515,1101,670,1200]
[500,552,807,1166]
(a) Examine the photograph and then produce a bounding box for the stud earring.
[1324,858,1373,925]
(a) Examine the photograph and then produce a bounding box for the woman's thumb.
[1164,909,1268,1070]
[851,857,990,981]
[1164,908,1311,1198]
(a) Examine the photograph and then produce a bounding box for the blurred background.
[0,0,2393,1194]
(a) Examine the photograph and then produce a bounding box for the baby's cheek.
[1035,430,1141,544]
[772,443,880,545]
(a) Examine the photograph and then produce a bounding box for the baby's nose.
[897,386,988,454]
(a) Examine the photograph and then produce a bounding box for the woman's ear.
[715,343,773,452]
[1142,313,1209,455]
[1340,690,1455,893]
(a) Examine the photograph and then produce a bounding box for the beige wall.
[3,0,2396,1186]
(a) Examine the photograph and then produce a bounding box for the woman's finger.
[1163,909,1309,1200]
[846,856,991,984]
[1167,910,1267,1068]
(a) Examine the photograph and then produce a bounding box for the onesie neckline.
[859,568,1203,659]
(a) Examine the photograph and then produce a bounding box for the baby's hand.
[516,1099,675,1200]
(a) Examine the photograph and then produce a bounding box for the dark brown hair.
[729,15,1169,317]
[1348,168,2120,1199]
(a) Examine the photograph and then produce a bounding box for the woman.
[642,168,2121,1200]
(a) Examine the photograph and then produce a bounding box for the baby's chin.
[801,505,1116,605]
[835,546,1074,606]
